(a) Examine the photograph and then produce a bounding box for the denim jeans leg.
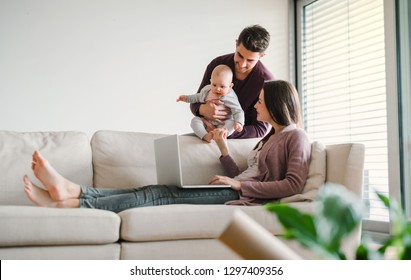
[80,185,139,199]
[80,185,239,213]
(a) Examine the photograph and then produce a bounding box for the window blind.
[299,0,389,221]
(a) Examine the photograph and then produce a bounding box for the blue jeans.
[80,185,239,213]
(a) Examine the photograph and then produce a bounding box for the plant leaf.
[265,203,317,247]
[355,243,369,260]
[266,184,364,260]
[315,185,364,250]
[376,192,390,208]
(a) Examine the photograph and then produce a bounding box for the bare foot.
[31,150,81,201]
[23,175,56,207]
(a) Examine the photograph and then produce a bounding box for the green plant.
[357,192,411,260]
[265,184,411,260]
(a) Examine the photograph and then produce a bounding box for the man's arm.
[228,63,274,139]
[228,106,269,139]
[229,121,269,139]
[190,102,202,117]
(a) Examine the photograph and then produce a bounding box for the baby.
[177,64,244,142]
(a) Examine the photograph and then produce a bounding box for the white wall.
[0,0,291,137]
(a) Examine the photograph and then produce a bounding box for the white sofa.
[0,130,365,260]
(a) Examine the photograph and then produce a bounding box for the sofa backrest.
[280,142,365,203]
[91,131,259,188]
[0,129,365,206]
[0,131,93,206]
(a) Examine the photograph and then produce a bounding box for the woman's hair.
[258,80,303,145]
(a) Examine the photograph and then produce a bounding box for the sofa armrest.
[325,143,365,198]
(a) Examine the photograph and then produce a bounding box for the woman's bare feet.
[23,175,80,208]
[23,175,56,207]
[31,150,81,201]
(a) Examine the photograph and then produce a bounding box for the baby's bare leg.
[31,150,81,201]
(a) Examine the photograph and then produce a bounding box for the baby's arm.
[223,91,245,127]
[234,122,243,132]
[176,90,208,103]
[176,95,188,102]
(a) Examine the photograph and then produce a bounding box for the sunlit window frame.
[294,0,404,236]
[396,0,411,218]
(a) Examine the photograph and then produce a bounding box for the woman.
[23,80,311,213]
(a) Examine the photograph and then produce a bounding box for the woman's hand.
[209,175,241,191]
[213,128,229,156]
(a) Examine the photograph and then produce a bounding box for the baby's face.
[210,75,232,97]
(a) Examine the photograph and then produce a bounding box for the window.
[296,0,399,228]
[397,0,411,217]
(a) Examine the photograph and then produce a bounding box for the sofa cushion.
[121,239,239,260]
[119,203,314,242]
[0,131,93,206]
[280,141,326,203]
[0,206,120,247]
[0,244,121,260]
[91,130,167,188]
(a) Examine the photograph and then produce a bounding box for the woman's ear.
[230,83,234,88]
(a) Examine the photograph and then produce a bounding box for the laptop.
[154,134,230,188]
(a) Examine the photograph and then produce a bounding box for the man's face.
[233,42,264,76]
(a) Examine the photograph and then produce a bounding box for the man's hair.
[237,25,270,53]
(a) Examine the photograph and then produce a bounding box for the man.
[190,25,274,139]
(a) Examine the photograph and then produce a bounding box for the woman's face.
[254,89,271,123]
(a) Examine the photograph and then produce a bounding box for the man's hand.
[199,100,231,125]
[201,118,217,134]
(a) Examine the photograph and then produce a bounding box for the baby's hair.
[211,64,233,81]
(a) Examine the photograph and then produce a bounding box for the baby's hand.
[234,122,243,132]
[176,95,187,102]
